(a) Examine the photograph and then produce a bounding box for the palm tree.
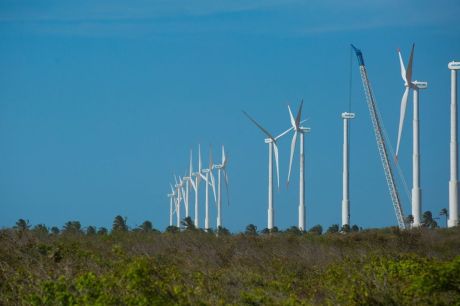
[165,225,180,233]
[422,211,438,229]
[50,226,60,235]
[180,217,196,231]
[217,226,230,236]
[62,221,82,234]
[33,224,48,235]
[245,224,258,236]
[326,224,339,234]
[14,219,30,232]
[285,226,302,235]
[309,224,323,235]
[440,208,448,228]
[97,227,108,235]
[112,215,128,232]
[86,226,97,235]
[139,220,153,233]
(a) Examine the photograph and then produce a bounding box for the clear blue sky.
[1,0,459,231]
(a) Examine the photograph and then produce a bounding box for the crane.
[351,44,406,230]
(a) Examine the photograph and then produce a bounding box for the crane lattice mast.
[351,45,406,230]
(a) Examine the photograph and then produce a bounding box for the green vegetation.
[1,217,460,305]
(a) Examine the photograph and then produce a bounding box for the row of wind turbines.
[167,145,229,230]
[166,44,459,231]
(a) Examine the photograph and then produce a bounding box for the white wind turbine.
[182,152,194,219]
[243,111,294,230]
[200,147,216,231]
[191,145,203,228]
[213,145,230,229]
[395,44,428,228]
[174,175,186,228]
[167,184,175,226]
[287,100,311,231]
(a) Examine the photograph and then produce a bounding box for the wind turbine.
[395,44,428,228]
[213,145,230,229]
[174,175,185,228]
[167,184,175,226]
[191,145,203,228]
[200,147,216,231]
[449,60,460,227]
[183,152,194,219]
[287,100,311,231]
[341,112,355,228]
[243,111,294,230]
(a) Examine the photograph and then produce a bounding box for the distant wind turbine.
[167,184,175,226]
[189,146,202,228]
[213,145,230,229]
[200,147,216,231]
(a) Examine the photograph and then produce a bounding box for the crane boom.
[351,44,406,230]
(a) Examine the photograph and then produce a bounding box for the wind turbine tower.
[174,176,183,228]
[395,44,427,227]
[341,112,355,227]
[200,148,216,231]
[167,184,175,226]
[449,60,460,228]
[214,146,229,229]
[191,145,202,228]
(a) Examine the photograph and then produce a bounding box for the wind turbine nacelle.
[448,61,460,70]
[341,112,355,119]
[264,138,274,143]
[300,127,311,133]
[413,81,428,89]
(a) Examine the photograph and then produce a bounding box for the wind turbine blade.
[200,172,207,181]
[210,170,217,202]
[181,186,186,201]
[288,105,296,129]
[398,49,407,84]
[273,143,280,190]
[223,169,230,207]
[287,131,298,185]
[396,87,410,159]
[170,183,174,193]
[189,178,196,191]
[406,43,415,85]
[275,126,294,140]
[222,145,226,166]
[189,149,193,177]
[209,145,213,169]
[174,175,178,185]
[295,99,304,128]
[242,111,275,140]
[198,144,202,172]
